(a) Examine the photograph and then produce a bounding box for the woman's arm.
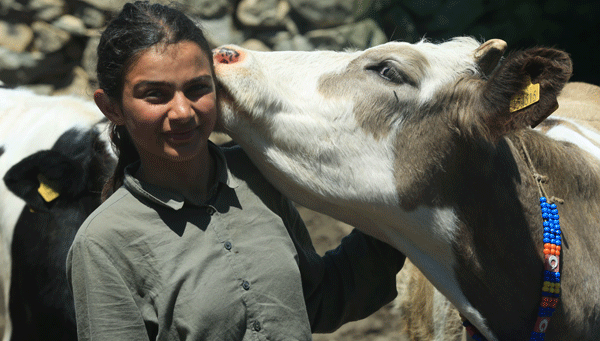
[280,199,406,333]
[67,237,152,341]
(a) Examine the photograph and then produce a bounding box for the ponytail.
[101,123,139,202]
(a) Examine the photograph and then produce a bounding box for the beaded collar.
[462,138,562,341]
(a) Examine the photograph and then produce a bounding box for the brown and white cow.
[213,37,600,340]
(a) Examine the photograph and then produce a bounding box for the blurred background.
[0,1,597,340]
[0,0,597,98]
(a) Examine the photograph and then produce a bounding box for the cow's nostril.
[213,47,241,64]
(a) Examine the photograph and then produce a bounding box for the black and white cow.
[0,88,114,340]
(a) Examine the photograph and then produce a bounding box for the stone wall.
[0,0,597,98]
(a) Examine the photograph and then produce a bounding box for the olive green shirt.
[67,143,405,341]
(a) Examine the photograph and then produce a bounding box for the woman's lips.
[165,127,197,141]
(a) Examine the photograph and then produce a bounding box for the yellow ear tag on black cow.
[37,174,60,202]
[510,76,540,113]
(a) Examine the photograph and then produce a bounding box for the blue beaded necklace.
[462,139,562,341]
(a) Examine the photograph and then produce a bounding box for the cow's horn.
[474,39,507,76]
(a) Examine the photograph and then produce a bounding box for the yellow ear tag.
[37,174,60,202]
[510,77,540,113]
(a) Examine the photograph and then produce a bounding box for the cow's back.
[554,82,600,130]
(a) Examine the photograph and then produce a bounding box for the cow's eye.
[368,63,407,85]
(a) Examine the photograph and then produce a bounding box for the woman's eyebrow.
[133,75,213,90]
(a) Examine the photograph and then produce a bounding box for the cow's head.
[4,127,113,214]
[213,38,571,210]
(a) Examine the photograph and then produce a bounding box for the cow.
[0,88,114,341]
[213,37,600,340]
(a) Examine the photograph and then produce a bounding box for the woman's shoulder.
[74,186,144,243]
[218,142,253,169]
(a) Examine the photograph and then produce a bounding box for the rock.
[0,21,34,52]
[52,66,93,98]
[77,0,130,12]
[28,0,66,22]
[240,39,271,51]
[32,21,71,53]
[273,33,313,51]
[181,0,232,19]
[0,48,70,85]
[306,18,387,50]
[0,48,40,71]
[82,35,99,82]
[75,5,106,28]
[53,14,87,36]
[237,0,290,27]
[288,0,362,28]
[198,15,244,47]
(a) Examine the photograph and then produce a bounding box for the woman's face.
[118,41,217,164]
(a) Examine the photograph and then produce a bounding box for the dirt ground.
[296,204,408,341]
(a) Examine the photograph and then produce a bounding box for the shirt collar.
[124,141,240,210]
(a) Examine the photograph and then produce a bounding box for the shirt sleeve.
[280,198,406,333]
[67,236,151,341]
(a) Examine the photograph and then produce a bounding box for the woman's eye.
[186,84,211,100]
[145,90,165,100]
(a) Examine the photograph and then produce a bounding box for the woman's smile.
[164,126,199,142]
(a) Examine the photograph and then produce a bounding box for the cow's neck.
[441,132,543,340]
[441,129,597,340]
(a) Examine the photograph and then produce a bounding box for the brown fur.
[423,48,600,339]
[359,46,598,339]
[318,44,428,141]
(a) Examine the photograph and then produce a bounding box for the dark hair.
[98,1,214,201]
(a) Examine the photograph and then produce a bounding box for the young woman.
[66,2,405,340]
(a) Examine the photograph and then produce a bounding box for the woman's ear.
[94,89,125,125]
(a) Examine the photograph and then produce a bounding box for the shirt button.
[224,241,232,250]
[206,206,216,215]
[253,321,261,332]
[242,280,250,290]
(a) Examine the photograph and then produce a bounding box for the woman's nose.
[169,92,193,120]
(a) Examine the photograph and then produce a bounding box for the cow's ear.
[3,150,86,211]
[479,47,572,140]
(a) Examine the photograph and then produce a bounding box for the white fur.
[541,116,600,161]
[414,38,482,103]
